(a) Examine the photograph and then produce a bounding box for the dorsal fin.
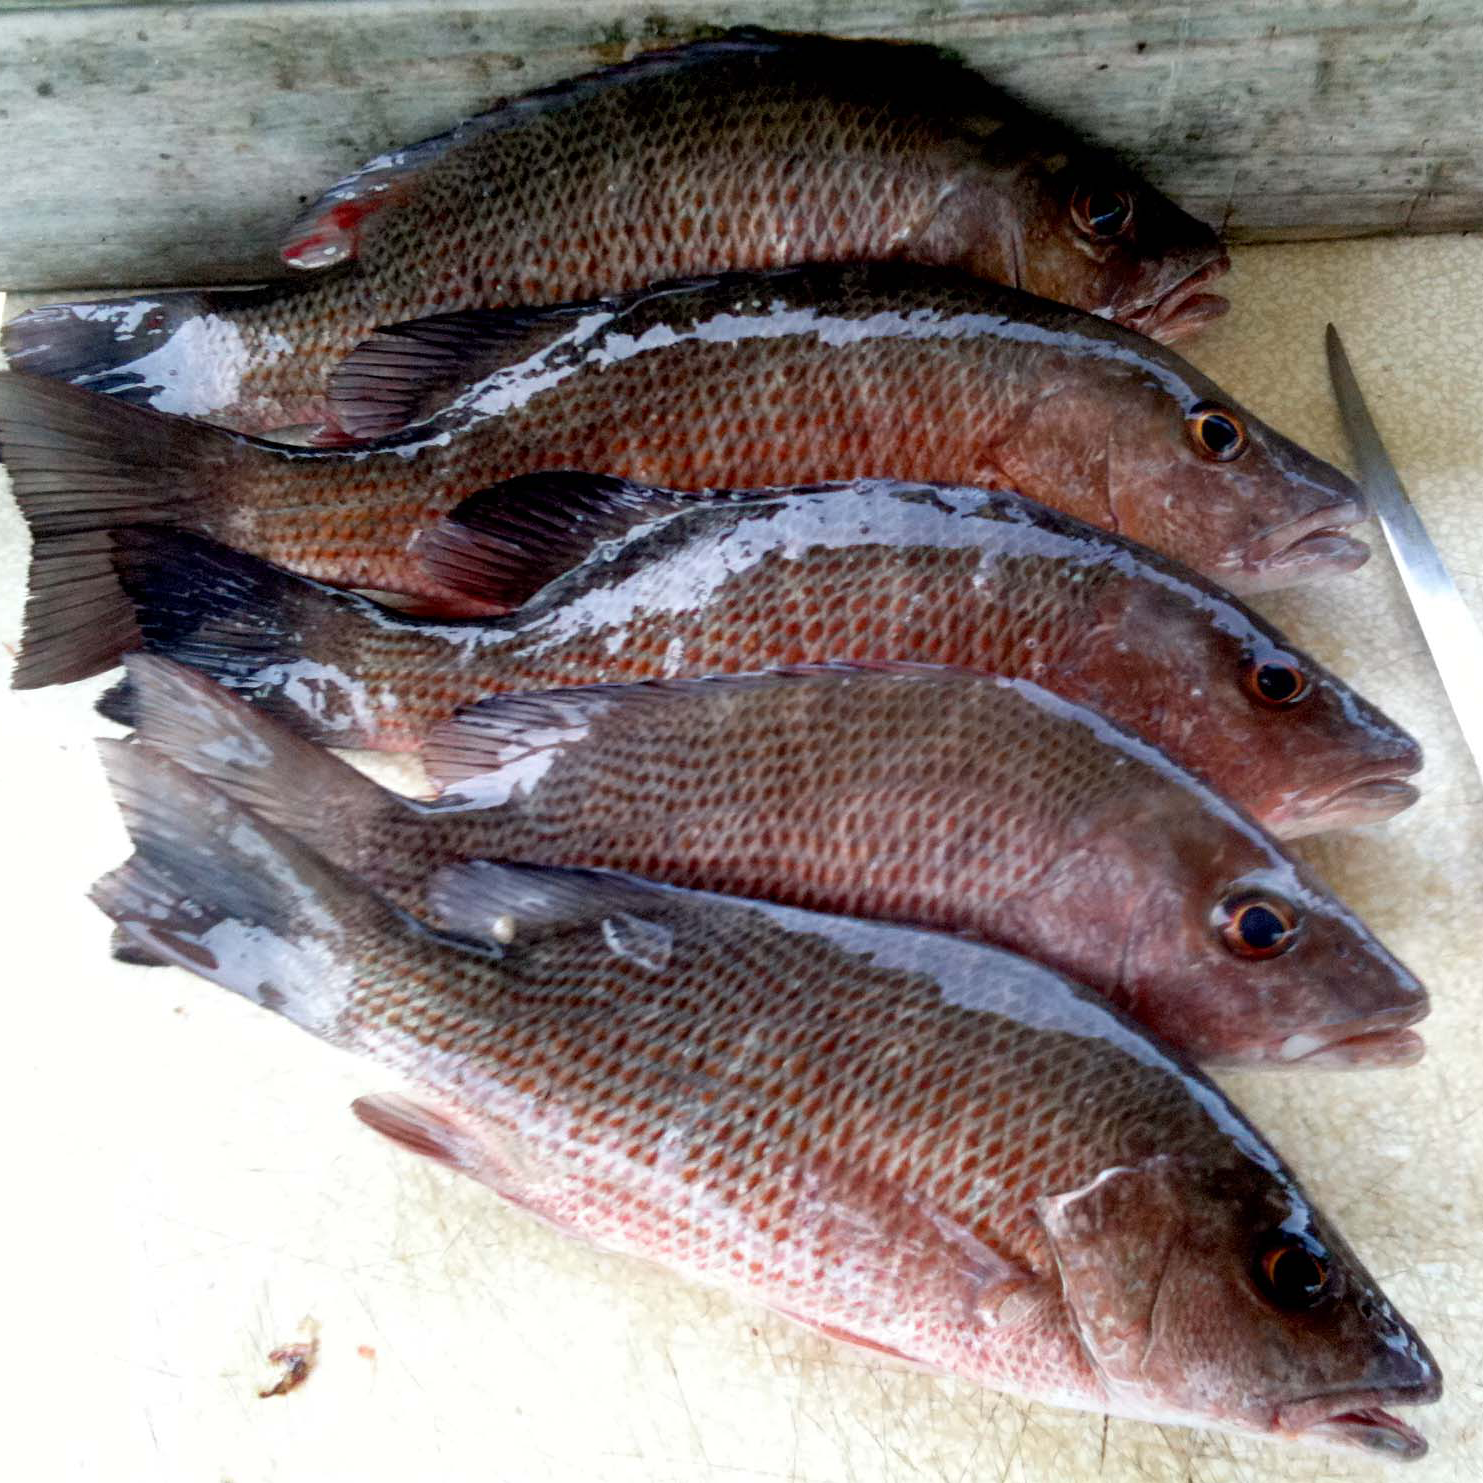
[429,860,686,970]
[327,302,602,438]
[422,662,968,790]
[280,28,796,274]
[409,471,704,606]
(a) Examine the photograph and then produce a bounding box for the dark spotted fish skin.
[2,29,1227,434]
[125,656,1428,1068]
[93,745,1441,1456]
[101,483,1420,840]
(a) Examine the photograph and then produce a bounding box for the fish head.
[1092,805,1429,1066]
[1062,575,1422,838]
[978,337,1369,590]
[932,134,1230,340]
[1037,1154,1441,1456]
[1094,358,1372,591]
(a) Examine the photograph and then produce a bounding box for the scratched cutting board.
[0,236,1479,1481]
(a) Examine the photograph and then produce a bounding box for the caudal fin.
[2,293,216,395]
[98,528,401,749]
[125,653,410,875]
[0,373,241,686]
[92,740,404,1033]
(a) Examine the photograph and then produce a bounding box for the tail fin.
[0,372,238,538]
[125,653,409,873]
[0,372,241,686]
[2,293,214,393]
[13,532,143,687]
[99,529,389,747]
[91,740,404,1034]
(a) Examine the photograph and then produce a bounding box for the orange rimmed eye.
[1215,892,1300,959]
[1242,655,1310,707]
[1187,401,1248,461]
[1254,1236,1332,1310]
[1071,187,1134,240]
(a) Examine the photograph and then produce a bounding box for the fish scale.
[93,746,1441,1450]
[119,651,1426,1068]
[98,481,1422,841]
[2,30,1228,435]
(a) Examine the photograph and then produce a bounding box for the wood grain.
[0,1,1479,290]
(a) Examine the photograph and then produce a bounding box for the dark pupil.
[1200,414,1240,454]
[1272,1245,1325,1302]
[1256,664,1301,702]
[1239,904,1287,951]
[1084,193,1128,233]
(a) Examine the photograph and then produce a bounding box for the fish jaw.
[1286,1027,1428,1069]
[1220,498,1372,593]
[1272,758,1424,839]
[1279,1373,1443,1460]
[1121,255,1232,342]
[1251,995,1430,1069]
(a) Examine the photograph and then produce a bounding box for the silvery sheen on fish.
[91,479,1420,839]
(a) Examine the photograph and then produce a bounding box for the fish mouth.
[1124,257,1232,342]
[1234,502,1371,590]
[1276,757,1424,838]
[1257,990,1430,1068]
[1280,1381,1441,1459]
[1277,1026,1427,1069]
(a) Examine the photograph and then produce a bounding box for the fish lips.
[1276,752,1424,838]
[1232,499,1372,590]
[1269,985,1429,1068]
[1123,256,1232,342]
[1279,1374,1443,1460]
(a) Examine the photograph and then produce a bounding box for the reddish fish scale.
[188,265,1342,596]
[117,481,1419,842]
[135,31,1222,434]
[328,886,1221,1399]
[307,537,1091,751]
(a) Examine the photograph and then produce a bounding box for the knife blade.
[1326,323,1483,784]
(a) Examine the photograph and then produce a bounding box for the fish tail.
[96,529,391,749]
[0,287,290,401]
[0,373,244,686]
[91,739,405,1034]
[124,652,410,874]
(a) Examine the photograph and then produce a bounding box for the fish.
[123,654,1428,1068]
[87,478,1419,838]
[92,741,1442,1457]
[0,263,1358,671]
[1,28,1229,437]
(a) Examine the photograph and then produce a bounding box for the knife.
[1326,323,1483,784]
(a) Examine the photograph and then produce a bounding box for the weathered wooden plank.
[0,0,1478,291]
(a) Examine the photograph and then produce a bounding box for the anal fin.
[352,1093,480,1170]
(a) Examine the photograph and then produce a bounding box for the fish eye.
[1186,401,1248,461]
[1071,187,1134,240]
[1214,891,1301,959]
[1242,654,1311,707]
[1254,1234,1332,1310]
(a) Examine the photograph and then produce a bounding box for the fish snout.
[1275,737,1424,838]
[1124,253,1232,342]
[1278,1328,1443,1458]
[1270,971,1431,1068]
[1235,491,1371,592]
